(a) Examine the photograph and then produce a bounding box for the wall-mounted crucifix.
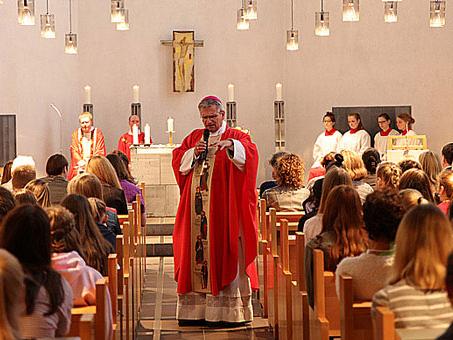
[161,31,204,93]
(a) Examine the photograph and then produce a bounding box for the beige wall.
[1,0,452,181]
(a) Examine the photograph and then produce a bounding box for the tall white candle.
[276,83,283,101]
[84,85,91,104]
[132,124,139,144]
[228,84,235,102]
[167,117,174,132]
[133,85,140,103]
[144,124,151,144]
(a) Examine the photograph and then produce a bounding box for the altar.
[130,145,180,217]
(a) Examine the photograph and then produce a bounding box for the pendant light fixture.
[244,0,258,20]
[116,9,130,30]
[18,0,35,25]
[343,0,359,22]
[40,0,55,38]
[384,1,398,23]
[315,0,330,36]
[65,0,77,54]
[237,3,250,30]
[287,0,299,50]
[430,0,446,27]
[111,0,126,23]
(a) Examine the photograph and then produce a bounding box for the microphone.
[199,129,210,162]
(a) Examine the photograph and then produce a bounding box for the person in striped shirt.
[372,203,453,330]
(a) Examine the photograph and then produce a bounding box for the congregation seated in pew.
[372,204,453,331]
[259,151,288,197]
[262,152,309,212]
[335,190,404,301]
[341,150,374,203]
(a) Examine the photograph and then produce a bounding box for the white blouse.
[337,129,371,155]
[312,130,342,167]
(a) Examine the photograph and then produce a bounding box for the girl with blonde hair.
[373,204,453,329]
[419,150,443,194]
[376,162,402,190]
[86,156,128,215]
[396,113,416,136]
[0,249,24,340]
[340,150,373,202]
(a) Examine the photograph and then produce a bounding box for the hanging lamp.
[116,9,130,30]
[18,0,35,25]
[430,0,446,27]
[287,0,299,50]
[315,0,330,36]
[244,0,258,20]
[384,1,398,23]
[65,0,77,54]
[111,0,126,23]
[343,0,359,22]
[237,6,250,30]
[40,0,55,38]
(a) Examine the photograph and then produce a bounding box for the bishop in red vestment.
[68,112,106,180]
[172,96,259,324]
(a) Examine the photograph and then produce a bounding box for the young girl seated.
[88,197,117,250]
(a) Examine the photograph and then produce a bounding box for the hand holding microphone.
[195,129,210,161]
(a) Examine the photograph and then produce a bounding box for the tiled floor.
[137,256,274,340]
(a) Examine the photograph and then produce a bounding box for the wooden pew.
[339,275,372,340]
[68,313,95,340]
[266,208,280,337]
[258,199,269,317]
[310,249,340,340]
[108,254,118,336]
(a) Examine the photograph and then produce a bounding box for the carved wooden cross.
[161,31,204,93]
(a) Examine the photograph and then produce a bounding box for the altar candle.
[144,124,151,144]
[167,117,174,132]
[276,83,283,101]
[132,124,139,144]
[228,84,235,102]
[133,85,140,103]
[84,85,91,104]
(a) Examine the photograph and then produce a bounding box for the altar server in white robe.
[374,113,399,160]
[312,112,342,168]
[337,113,371,155]
[396,113,417,136]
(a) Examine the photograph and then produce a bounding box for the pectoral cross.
[161,31,204,93]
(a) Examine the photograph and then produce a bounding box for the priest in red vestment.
[68,112,106,180]
[172,96,259,325]
[117,114,151,160]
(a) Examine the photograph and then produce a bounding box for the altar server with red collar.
[337,112,371,155]
[374,113,399,159]
[396,113,417,136]
[312,112,342,168]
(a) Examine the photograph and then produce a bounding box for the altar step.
[145,217,175,257]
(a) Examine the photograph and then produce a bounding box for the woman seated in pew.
[372,204,453,330]
[0,249,24,340]
[362,148,381,189]
[341,150,374,203]
[305,185,368,307]
[88,198,117,249]
[0,205,73,339]
[399,188,427,211]
[262,153,310,211]
[419,151,443,200]
[335,190,404,300]
[68,173,122,236]
[438,252,453,339]
[47,206,113,337]
[376,162,401,190]
[86,156,128,215]
[259,151,289,196]
[61,194,113,275]
[399,168,435,203]
[107,152,146,227]
[303,167,352,243]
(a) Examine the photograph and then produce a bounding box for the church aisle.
[137,256,273,339]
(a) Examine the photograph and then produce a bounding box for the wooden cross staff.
[161,31,204,93]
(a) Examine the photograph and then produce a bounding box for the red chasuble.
[68,128,106,180]
[117,132,147,160]
[172,127,259,296]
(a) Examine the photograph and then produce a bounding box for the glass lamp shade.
[65,33,78,54]
[286,29,299,51]
[111,0,125,23]
[18,0,35,25]
[343,0,359,22]
[430,0,446,27]
[384,2,398,23]
[40,14,55,38]
[116,9,129,30]
[315,11,330,36]
[244,0,258,20]
[237,8,250,30]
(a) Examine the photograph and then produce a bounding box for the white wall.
[1,0,452,182]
